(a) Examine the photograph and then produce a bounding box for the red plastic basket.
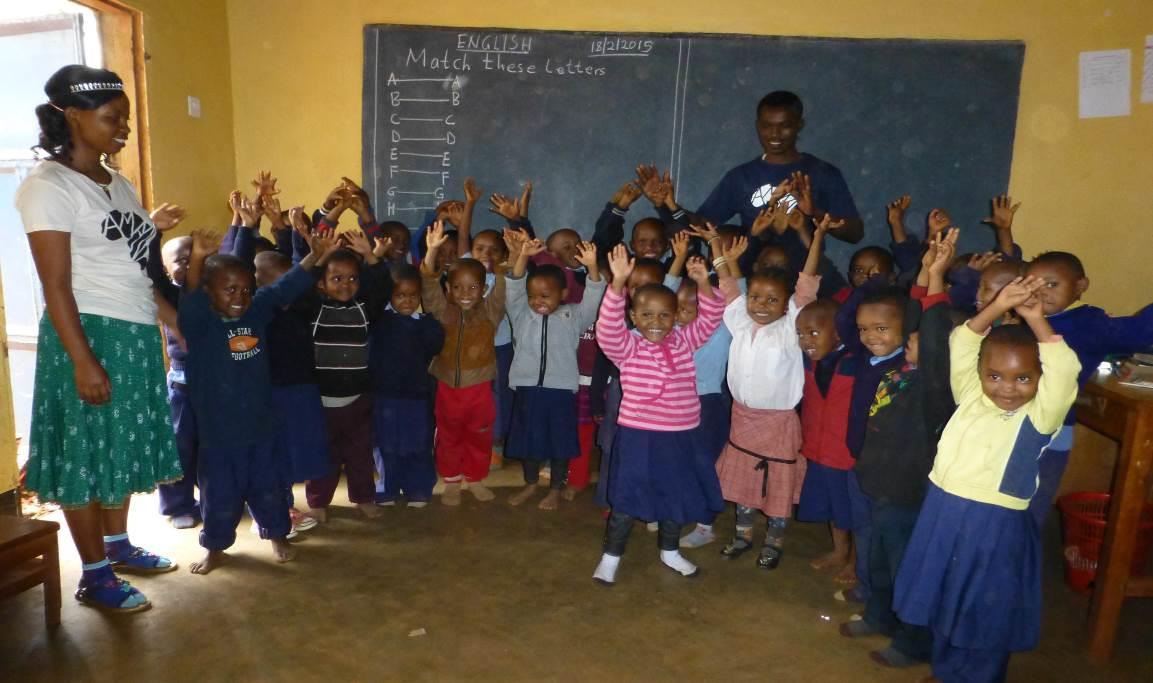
[1057,492,1153,595]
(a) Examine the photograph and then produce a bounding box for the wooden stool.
[0,515,62,628]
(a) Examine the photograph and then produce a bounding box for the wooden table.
[0,515,61,628]
[1074,374,1153,663]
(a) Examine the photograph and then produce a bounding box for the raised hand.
[725,235,748,263]
[993,275,1045,311]
[463,177,483,205]
[927,208,952,240]
[518,181,532,218]
[150,202,186,232]
[288,205,310,238]
[813,212,844,238]
[252,170,279,198]
[489,193,519,220]
[968,251,1003,272]
[750,205,776,237]
[685,255,710,285]
[502,227,530,261]
[928,228,959,277]
[607,243,634,292]
[426,220,449,251]
[262,195,287,230]
[670,231,690,260]
[237,194,261,227]
[789,171,815,216]
[690,221,720,245]
[887,194,911,227]
[441,200,466,228]
[372,235,393,260]
[613,181,643,209]
[190,228,222,258]
[307,233,336,263]
[522,238,546,258]
[341,229,373,257]
[982,194,1020,232]
[574,241,598,270]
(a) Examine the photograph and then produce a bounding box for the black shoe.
[757,544,782,570]
[721,537,753,559]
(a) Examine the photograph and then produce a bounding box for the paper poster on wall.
[1142,36,1153,104]
[1079,49,1131,118]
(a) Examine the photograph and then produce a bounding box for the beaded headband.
[68,81,123,93]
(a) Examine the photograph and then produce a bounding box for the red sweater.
[800,351,857,470]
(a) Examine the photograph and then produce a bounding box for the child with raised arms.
[179,228,331,574]
[369,264,445,507]
[712,215,831,569]
[503,231,606,509]
[422,221,507,505]
[592,246,724,584]
[893,276,1080,682]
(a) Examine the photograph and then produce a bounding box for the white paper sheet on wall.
[1079,49,1131,118]
[1142,36,1153,104]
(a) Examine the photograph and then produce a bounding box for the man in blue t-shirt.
[688,90,864,245]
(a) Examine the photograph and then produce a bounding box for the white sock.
[593,553,621,584]
[660,549,698,576]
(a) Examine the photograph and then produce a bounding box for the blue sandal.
[75,576,151,613]
[108,546,178,574]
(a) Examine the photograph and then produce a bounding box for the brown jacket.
[421,269,506,388]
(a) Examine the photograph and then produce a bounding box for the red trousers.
[567,422,597,489]
[434,381,496,483]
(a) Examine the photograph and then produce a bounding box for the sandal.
[720,537,754,559]
[757,544,783,570]
[75,576,151,613]
[108,546,178,574]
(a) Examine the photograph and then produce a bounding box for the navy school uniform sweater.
[1047,301,1153,425]
[369,310,446,400]
[178,266,315,448]
[853,297,956,505]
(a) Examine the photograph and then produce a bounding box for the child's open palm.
[190,229,221,258]
[608,244,634,285]
[575,241,598,270]
[927,208,952,240]
[685,255,710,285]
[928,228,959,277]
[670,231,690,259]
[725,235,748,263]
[150,202,186,232]
[426,221,449,251]
[887,195,911,227]
[982,194,1020,232]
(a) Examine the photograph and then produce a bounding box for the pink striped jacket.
[595,287,725,431]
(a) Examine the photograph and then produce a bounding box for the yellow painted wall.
[130,0,236,228]
[224,0,1153,314]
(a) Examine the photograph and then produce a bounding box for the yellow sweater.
[928,325,1081,511]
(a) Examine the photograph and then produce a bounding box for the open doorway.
[0,0,149,487]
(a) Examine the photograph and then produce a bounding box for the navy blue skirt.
[894,484,1041,652]
[505,386,579,461]
[271,384,332,483]
[607,425,725,525]
[696,392,732,462]
[797,460,855,531]
[373,395,433,455]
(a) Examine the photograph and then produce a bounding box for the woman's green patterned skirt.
[25,313,180,508]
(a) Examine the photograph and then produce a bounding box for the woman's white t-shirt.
[16,161,158,325]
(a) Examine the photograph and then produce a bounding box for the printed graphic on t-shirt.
[100,209,155,271]
[749,183,799,213]
[226,327,262,361]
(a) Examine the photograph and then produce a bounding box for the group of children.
[159,162,1153,682]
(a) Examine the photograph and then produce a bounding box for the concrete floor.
[2,470,1151,682]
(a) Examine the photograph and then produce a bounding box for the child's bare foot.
[190,549,225,575]
[271,538,296,563]
[441,482,462,506]
[538,489,561,510]
[561,485,583,502]
[359,502,382,519]
[468,482,495,502]
[310,507,328,524]
[833,563,858,585]
[508,485,537,506]
[809,550,848,571]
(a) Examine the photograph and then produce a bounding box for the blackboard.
[362,25,1024,265]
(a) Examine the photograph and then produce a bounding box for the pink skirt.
[715,401,806,518]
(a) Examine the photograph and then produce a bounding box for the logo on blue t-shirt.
[226,327,262,361]
[749,183,799,214]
